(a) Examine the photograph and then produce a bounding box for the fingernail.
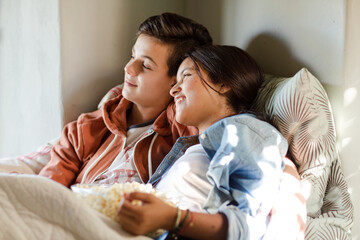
[119,197,125,209]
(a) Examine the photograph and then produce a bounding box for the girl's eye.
[142,64,151,70]
[184,73,191,78]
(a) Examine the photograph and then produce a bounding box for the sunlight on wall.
[344,87,357,106]
[0,0,63,156]
[341,137,351,149]
[338,87,358,151]
[345,165,360,181]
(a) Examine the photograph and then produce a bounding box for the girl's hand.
[118,192,177,235]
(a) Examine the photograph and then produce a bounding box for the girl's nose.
[170,82,181,97]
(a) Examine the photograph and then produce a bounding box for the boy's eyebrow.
[141,55,157,66]
[132,47,158,66]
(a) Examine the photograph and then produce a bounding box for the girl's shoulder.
[217,113,268,128]
[214,113,284,141]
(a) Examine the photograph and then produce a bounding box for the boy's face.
[122,34,176,112]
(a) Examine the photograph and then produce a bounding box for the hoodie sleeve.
[39,109,108,187]
[38,119,85,187]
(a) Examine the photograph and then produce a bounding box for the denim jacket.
[149,114,288,240]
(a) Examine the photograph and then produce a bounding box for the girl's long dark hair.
[186,45,266,120]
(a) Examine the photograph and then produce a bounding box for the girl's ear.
[220,84,231,94]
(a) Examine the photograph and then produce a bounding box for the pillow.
[97,83,123,109]
[252,68,337,174]
[0,138,58,174]
[252,68,353,239]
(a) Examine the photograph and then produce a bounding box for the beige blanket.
[0,173,151,240]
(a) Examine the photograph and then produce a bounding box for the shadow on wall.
[246,32,345,145]
[245,33,312,78]
[183,0,223,45]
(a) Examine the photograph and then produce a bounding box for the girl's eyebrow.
[178,67,194,78]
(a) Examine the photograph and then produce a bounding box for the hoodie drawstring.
[81,135,118,184]
[147,132,158,180]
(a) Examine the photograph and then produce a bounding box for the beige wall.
[186,0,345,84]
[341,0,360,237]
[0,0,62,156]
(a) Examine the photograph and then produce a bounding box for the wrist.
[171,209,191,236]
[164,206,179,230]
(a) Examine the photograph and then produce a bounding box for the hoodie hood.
[101,92,176,137]
[101,94,131,136]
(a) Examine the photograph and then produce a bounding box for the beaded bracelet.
[177,209,190,232]
[178,211,194,235]
[168,209,190,240]
[174,207,182,229]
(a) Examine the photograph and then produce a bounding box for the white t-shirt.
[95,124,152,184]
[156,144,212,212]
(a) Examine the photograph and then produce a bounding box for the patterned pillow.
[252,68,337,174]
[252,68,353,239]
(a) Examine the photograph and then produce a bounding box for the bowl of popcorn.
[71,182,177,224]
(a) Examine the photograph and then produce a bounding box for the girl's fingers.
[126,192,155,203]
[118,200,142,218]
[118,192,171,235]
[120,214,143,235]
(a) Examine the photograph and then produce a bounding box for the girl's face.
[123,34,176,111]
[170,57,234,133]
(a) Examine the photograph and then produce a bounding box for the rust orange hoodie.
[39,92,197,187]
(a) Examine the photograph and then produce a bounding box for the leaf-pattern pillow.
[252,68,336,174]
[252,68,353,239]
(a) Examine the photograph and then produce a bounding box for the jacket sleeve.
[204,119,287,240]
[39,118,85,187]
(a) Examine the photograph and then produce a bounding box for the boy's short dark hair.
[137,12,212,77]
